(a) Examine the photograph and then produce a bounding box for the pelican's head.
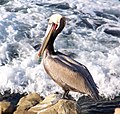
[48,14,66,35]
[38,14,66,57]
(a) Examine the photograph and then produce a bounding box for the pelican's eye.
[48,22,53,26]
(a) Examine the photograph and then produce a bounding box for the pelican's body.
[38,14,99,100]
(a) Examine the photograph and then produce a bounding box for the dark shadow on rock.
[0,90,26,105]
[77,96,120,114]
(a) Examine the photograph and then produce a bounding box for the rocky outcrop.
[14,92,43,114]
[29,94,77,114]
[13,93,77,114]
[0,92,120,114]
[0,101,14,114]
[114,108,120,114]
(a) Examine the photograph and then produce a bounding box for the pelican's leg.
[62,90,69,99]
[62,90,75,101]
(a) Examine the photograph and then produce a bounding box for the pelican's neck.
[46,34,56,55]
[46,44,54,54]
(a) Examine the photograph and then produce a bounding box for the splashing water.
[0,0,120,99]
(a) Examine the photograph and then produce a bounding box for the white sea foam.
[0,0,120,99]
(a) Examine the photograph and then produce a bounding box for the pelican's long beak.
[38,23,58,57]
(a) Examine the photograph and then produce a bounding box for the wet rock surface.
[0,92,120,114]
[114,108,120,114]
[77,96,120,114]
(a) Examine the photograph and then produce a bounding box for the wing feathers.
[43,52,99,100]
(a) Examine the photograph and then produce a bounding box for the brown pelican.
[38,14,99,100]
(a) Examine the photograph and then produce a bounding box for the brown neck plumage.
[46,17,66,55]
